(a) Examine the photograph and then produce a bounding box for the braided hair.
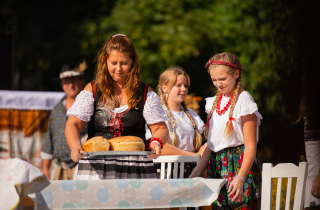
[204,52,242,140]
[158,67,202,152]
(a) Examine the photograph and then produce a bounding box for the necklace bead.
[216,93,234,116]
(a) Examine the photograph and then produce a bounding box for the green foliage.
[1,0,305,163]
[77,0,303,122]
[2,0,302,118]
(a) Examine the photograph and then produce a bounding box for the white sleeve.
[67,90,94,122]
[188,108,205,134]
[143,91,168,125]
[205,97,215,114]
[236,92,263,126]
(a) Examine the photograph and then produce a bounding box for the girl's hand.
[147,142,161,159]
[188,170,202,178]
[228,176,244,202]
[70,147,84,162]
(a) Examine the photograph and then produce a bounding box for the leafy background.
[0,0,313,165]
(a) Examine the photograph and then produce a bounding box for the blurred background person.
[41,62,88,180]
[297,70,320,210]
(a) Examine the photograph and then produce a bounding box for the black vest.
[87,82,149,146]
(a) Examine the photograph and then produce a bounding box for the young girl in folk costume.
[189,53,262,210]
[157,67,206,177]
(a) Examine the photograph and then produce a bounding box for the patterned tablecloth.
[36,178,226,209]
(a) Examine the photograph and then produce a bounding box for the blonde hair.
[95,35,141,109]
[157,67,202,152]
[204,52,242,140]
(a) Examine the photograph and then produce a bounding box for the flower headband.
[205,59,241,70]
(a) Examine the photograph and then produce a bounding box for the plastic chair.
[261,162,308,210]
[153,155,201,210]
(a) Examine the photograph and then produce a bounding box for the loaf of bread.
[108,136,145,151]
[83,136,110,152]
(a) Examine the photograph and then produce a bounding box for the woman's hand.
[228,176,244,202]
[70,147,85,162]
[312,173,320,199]
[147,142,161,159]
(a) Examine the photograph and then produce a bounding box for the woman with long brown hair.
[65,34,169,179]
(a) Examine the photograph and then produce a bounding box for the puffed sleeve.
[236,92,263,126]
[67,90,94,122]
[143,91,168,125]
[205,97,215,115]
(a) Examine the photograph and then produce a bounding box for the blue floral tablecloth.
[36,178,226,209]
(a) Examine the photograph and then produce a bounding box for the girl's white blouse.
[67,90,168,126]
[205,91,262,152]
[164,107,205,152]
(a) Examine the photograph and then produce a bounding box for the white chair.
[153,155,201,179]
[261,162,308,210]
[153,155,201,210]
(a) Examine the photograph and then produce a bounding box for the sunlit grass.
[271,178,297,210]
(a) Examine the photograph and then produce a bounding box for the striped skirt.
[76,156,157,180]
[208,145,262,210]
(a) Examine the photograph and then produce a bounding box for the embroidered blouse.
[67,90,167,129]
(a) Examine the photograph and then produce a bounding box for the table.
[35,178,226,209]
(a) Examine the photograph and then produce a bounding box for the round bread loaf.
[83,136,110,152]
[108,136,145,151]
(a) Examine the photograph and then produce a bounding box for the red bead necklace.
[216,92,234,115]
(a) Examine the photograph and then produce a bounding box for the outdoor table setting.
[35,177,226,209]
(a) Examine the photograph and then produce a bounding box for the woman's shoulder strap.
[90,81,96,100]
[140,82,149,106]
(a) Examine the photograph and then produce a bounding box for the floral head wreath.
[205,59,241,70]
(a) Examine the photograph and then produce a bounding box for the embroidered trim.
[103,98,129,137]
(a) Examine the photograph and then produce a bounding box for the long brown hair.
[157,67,202,152]
[296,67,320,124]
[204,52,242,140]
[95,35,141,109]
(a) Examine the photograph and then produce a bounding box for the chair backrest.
[153,155,201,179]
[261,162,308,210]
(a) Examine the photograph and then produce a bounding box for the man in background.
[41,62,88,180]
